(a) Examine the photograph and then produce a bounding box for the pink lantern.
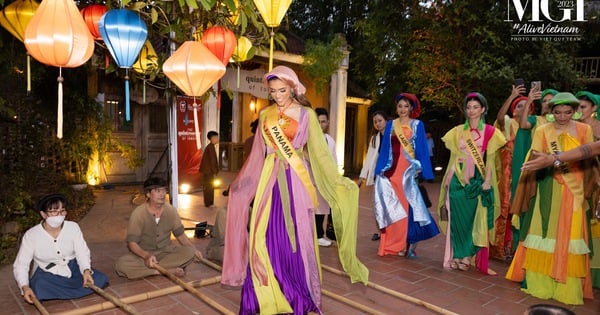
[24,0,95,139]
[163,41,226,149]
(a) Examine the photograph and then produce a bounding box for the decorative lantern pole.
[252,0,292,70]
[99,9,148,122]
[163,41,226,149]
[24,0,95,139]
[0,0,40,93]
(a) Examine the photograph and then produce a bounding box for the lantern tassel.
[237,65,240,88]
[125,69,131,121]
[57,70,64,139]
[269,29,274,71]
[193,100,201,150]
[142,78,146,105]
[27,54,31,93]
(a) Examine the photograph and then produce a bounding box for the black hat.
[143,177,167,192]
[35,194,68,212]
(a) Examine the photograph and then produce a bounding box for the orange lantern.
[132,40,159,104]
[0,0,40,92]
[252,0,292,70]
[80,4,107,40]
[163,41,226,149]
[24,0,95,139]
[201,25,236,66]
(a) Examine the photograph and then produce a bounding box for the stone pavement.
[1,171,599,314]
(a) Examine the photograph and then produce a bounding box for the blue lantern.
[99,9,148,121]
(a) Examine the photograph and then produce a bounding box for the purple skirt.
[240,169,320,314]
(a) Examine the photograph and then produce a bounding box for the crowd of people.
[13,66,600,312]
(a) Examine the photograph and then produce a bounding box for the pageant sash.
[462,128,486,177]
[393,119,415,159]
[265,108,318,207]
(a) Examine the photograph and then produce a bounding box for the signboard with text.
[176,96,202,188]
[222,68,268,99]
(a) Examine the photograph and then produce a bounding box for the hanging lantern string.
[193,97,201,150]
[269,28,274,71]
[143,75,147,105]
[57,68,64,139]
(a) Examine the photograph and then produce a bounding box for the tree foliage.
[289,0,599,123]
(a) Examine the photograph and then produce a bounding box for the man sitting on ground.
[115,177,203,279]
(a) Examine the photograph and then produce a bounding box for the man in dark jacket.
[199,131,219,207]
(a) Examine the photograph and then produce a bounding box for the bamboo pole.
[321,289,386,315]
[32,296,50,315]
[87,284,141,315]
[321,264,459,315]
[199,257,222,271]
[153,264,235,315]
[56,277,221,315]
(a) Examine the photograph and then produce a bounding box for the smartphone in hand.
[514,78,525,87]
[531,81,541,91]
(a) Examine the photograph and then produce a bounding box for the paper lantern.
[252,0,292,70]
[99,9,148,121]
[132,40,158,104]
[226,0,240,25]
[0,0,40,92]
[24,0,95,139]
[0,0,38,42]
[80,4,107,40]
[163,41,226,149]
[233,36,253,62]
[201,25,236,66]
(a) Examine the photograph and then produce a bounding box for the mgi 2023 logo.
[505,0,586,41]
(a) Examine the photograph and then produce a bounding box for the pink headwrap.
[263,65,307,95]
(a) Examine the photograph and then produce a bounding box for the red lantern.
[80,4,107,40]
[201,26,236,66]
[24,0,95,139]
[163,41,226,149]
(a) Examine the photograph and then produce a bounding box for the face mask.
[46,215,65,228]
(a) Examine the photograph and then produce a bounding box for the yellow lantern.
[24,0,95,139]
[0,0,38,42]
[163,41,226,149]
[226,0,240,25]
[132,40,159,104]
[252,0,292,70]
[231,36,253,88]
[0,0,40,92]
[233,36,253,62]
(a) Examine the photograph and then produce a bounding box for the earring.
[291,91,296,98]
[545,113,555,122]
[572,111,582,120]
[592,112,597,119]
[267,94,273,101]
